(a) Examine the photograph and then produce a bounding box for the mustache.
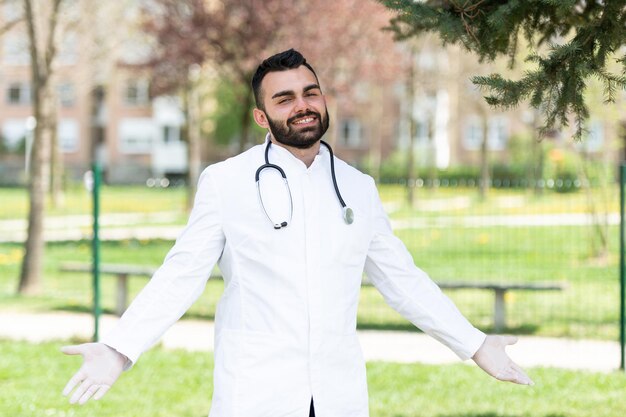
[287,111,320,125]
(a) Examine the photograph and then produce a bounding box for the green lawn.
[1,340,625,417]
[0,183,618,219]
[377,183,619,217]
[0,185,187,219]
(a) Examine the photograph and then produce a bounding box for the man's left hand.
[472,335,534,385]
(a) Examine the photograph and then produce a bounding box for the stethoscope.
[255,135,354,229]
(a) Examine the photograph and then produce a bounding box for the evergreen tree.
[381,0,626,139]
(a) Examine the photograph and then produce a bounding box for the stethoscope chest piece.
[343,207,354,225]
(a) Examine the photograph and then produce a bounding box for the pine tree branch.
[380,0,626,140]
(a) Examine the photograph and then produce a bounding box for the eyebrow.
[271,84,321,100]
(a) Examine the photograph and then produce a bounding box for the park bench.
[60,262,158,316]
[362,278,566,332]
[61,262,566,332]
[436,281,566,332]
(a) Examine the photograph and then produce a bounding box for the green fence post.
[619,164,626,371]
[92,163,101,342]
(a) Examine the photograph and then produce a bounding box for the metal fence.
[357,179,620,343]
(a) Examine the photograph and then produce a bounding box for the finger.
[70,378,93,405]
[496,364,533,385]
[78,384,100,405]
[61,345,85,356]
[511,362,534,385]
[62,370,85,396]
[495,366,516,382]
[93,384,111,400]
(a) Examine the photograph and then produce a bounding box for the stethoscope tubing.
[255,136,352,229]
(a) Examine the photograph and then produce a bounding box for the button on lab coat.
[102,140,486,417]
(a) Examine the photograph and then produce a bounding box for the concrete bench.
[61,262,565,332]
[60,262,158,316]
[362,278,566,332]
[433,281,565,332]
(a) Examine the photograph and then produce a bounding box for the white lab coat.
[102,139,485,417]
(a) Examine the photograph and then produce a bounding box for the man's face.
[257,66,329,149]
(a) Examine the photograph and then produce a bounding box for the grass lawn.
[0,183,618,219]
[1,339,625,417]
[0,185,187,219]
[377,183,619,217]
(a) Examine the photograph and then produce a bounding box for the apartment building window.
[57,31,78,66]
[124,79,150,106]
[414,116,430,144]
[463,115,483,150]
[162,125,181,143]
[487,115,509,151]
[119,118,157,154]
[120,36,153,65]
[58,119,79,153]
[339,118,363,147]
[2,32,30,65]
[6,82,31,105]
[57,83,75,107]
[1,118,27,151]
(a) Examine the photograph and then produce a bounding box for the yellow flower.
[549,148,564,163]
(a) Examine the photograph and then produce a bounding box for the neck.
[270,138,321,168]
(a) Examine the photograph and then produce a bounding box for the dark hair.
[251,48,319,109]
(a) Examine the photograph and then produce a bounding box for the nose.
[293,95,310,114]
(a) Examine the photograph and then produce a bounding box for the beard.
[266,108,330,149]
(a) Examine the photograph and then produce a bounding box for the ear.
[253,108,269,129]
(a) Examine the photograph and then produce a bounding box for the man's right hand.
[61,343,126,405]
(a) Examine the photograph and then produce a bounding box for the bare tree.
[17,0,64,294]
[143,0,304,153]
[286,0,407,151]
[141,0,405,206]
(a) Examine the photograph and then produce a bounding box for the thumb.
[61,344,86,356]
[500,335,518,346]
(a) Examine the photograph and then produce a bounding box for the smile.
[292,116,316,125]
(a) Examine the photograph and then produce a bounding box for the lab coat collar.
[263,133,329,173]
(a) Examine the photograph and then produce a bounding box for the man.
[62,49,533,417]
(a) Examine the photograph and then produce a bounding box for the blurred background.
[1,1,625,416]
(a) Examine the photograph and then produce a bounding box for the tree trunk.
[18,0,63,294]
[19,85,53,294]
[49,100,64,208]
[186,83,202,211]
[405,51,416,205]
[531,110,544,196]
[325,94,339,148]
[238,87,254,153]
[479,113,489,200]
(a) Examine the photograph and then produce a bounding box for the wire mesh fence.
[357,180,620,340]
[0,176,620,343]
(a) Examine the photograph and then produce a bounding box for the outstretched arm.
[472,335,534,385]
[61,168,225,405]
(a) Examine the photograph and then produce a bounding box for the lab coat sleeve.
[101,167,226,366]
[363,181,485,360]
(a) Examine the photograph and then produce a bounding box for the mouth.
[290,115,318,127]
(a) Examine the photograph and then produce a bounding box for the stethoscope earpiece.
[256,135,353,229]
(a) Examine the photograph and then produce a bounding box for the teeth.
[294,117,314,124]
